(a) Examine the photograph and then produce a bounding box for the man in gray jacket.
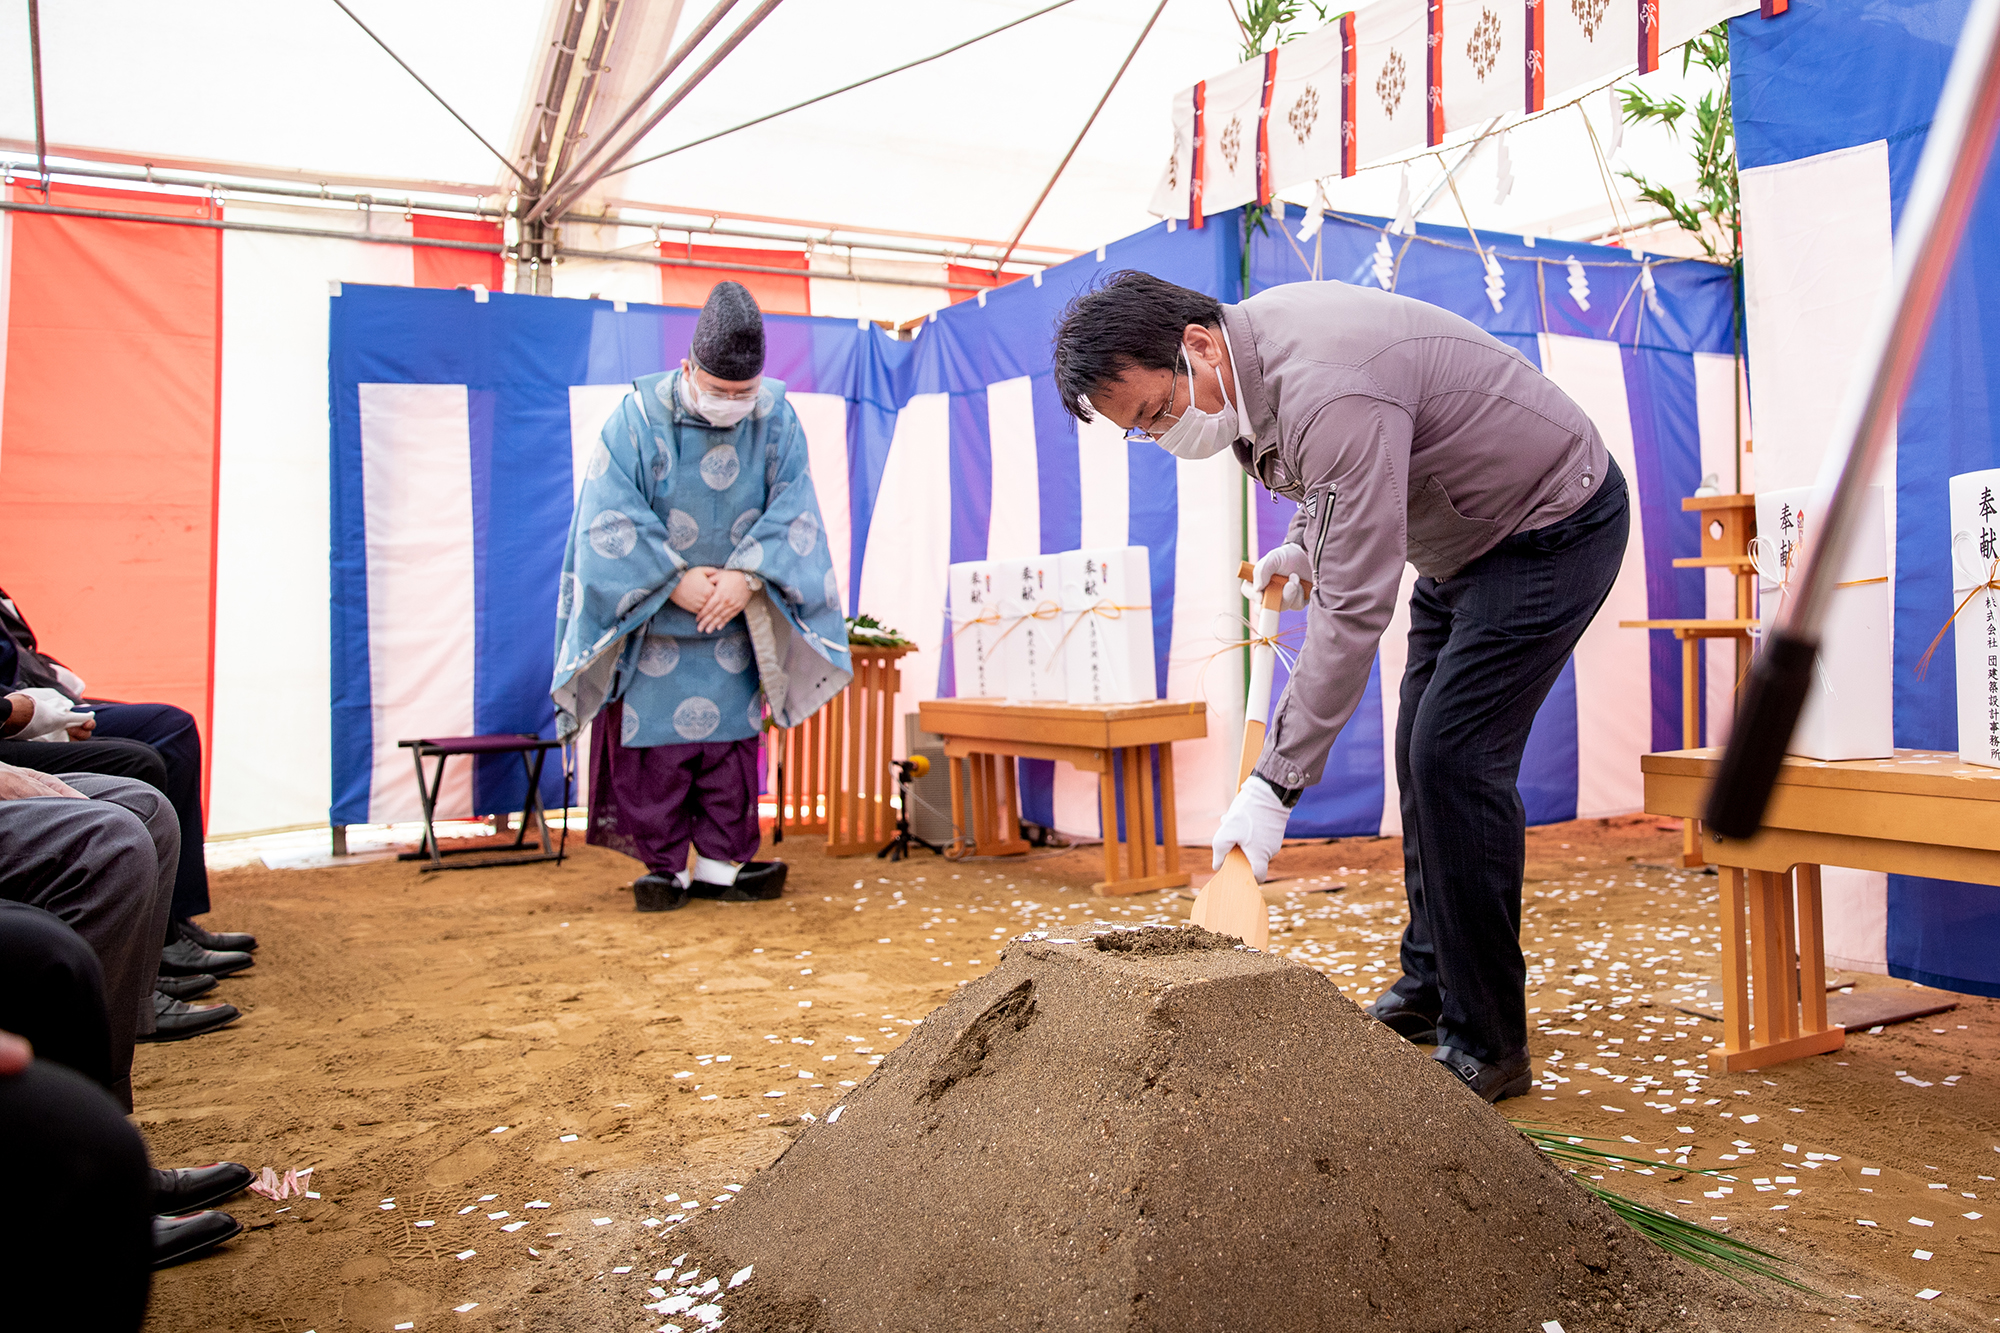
[1054,271,1628,1102]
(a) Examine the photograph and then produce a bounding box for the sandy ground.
[137,816,1997,1333]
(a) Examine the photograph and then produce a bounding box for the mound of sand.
[672,926,1736,1332]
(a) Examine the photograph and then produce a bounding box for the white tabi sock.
[673,868,692,890]
[690,853,743,886]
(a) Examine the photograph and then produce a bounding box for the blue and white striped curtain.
[328,206,1737,859]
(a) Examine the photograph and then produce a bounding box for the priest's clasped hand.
[669,567,754,633]
[1211,775,1290,882]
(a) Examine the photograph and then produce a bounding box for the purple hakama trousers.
[587,701,762,875]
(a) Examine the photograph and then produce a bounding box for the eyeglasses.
[688,356,762,400]
[1122,352,1190,443]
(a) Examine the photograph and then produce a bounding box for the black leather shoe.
[690,860,787,902]
[156,972,217,1001]
[160,937,253,979]
[152,1210,243,1268]
[1433,1045,1533,1103]
[154,1163,253,1214]
[1365,992,1440,1045]
[138,993,240,1042]
[177,917,257,953]
[634,873,692,913]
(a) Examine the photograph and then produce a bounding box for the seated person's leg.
[0,901,115,1093]
[0,785,169,1104]
[0,1051,153,1333]
[0,734,169,790]
[77,703,223,940]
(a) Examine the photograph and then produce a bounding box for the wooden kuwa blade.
[1189,560,1311,952]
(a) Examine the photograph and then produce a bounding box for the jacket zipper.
[1312,484,1338,569]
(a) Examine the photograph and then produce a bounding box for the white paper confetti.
[456,1249,476,1260]
[730,1265,754,1288]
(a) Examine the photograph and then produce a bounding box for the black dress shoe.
[634,873,692,913]
[160,937,253,979]
[154,1163,253,1214]
[690,860,787,902]
[1364,992,1440,1045]
[152,1210,243,1268]
[156,972,218,1001]
[177,917,257,953]
[138,993,240,1042]
[1433,1045,1533,1103]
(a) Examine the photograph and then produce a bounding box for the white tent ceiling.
[1,0,1726,260]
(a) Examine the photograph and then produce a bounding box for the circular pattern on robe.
[787,511,820,556]
[651,450,671,485]
[748,695,766,730]
[714,632,752,674]
[753,386,775,420]
[557,572,578,619]
[823,568,843,611]
[765,451,781,486]
[588,509,638,559]
[615,587,651,619]
[700,444,741,491]
[732,538,764,572]
[584,441,612,481]
[620,702,642,743]
[730,508,763,544]
[654,379,676,409]
[637,634,680,677]
[673,696,722,740]
[667,509,701,551]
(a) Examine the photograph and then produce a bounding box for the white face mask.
[681,369,758,428]
[1150,346,1238,460]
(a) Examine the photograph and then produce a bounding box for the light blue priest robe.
[551,370,852,747]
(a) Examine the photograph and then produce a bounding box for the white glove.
[1248,543,1311,611]
[11,687,85,743]
[1211,775,1291,882]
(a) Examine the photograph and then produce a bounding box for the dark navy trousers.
[1388,460,1630,1064]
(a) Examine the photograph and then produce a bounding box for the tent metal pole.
[555,243,993,292]
[537,0,740,210]
[26,0,47,188]
[326,0,528,186]
[526,0,785,227]
[546,0,629,190]
[607,0,1081,180]
[990,0,1168,277]
[0,156,503,217]
[0,199,506,252]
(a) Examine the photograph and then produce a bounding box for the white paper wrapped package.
[948,561,1009,700]
[1752,484,1892,761]
[993,555,1067,701]
[1057,547,1158,705]
[1946,468,2000,766]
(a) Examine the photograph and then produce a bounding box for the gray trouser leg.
[0,777,179,1097]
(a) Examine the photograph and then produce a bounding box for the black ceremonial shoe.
[1433,1045,1534,1104]
[138,993,240,1043]
[1364,991,1440,1045]
[156,972,218,1001]
[152,1210,243,1269]
[160,937,253,979]
[153,1163,253,1215]
[634,873,692,913]
[177,917,258,953]
[690,860,787,902]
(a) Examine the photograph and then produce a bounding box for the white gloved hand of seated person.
[11,687,86,743]
[1247,542,1311,611]
[1211,774,1291,882]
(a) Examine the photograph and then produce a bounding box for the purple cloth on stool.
[588,702,761,875]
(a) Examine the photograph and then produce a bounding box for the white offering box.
[1948,468,2000,767]
[1753,484,1892,761]
[1057,547,1158,704]
[948,561,1009,699]
[993,554,1067,701]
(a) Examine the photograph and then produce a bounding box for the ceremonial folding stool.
[396,734,566,871]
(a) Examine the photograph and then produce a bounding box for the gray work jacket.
[1222,280,1609,796]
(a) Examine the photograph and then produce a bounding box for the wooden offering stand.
[772,644,916,856]
[1621,492,1759,867]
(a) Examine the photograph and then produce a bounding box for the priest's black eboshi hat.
[692,280,766,381]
